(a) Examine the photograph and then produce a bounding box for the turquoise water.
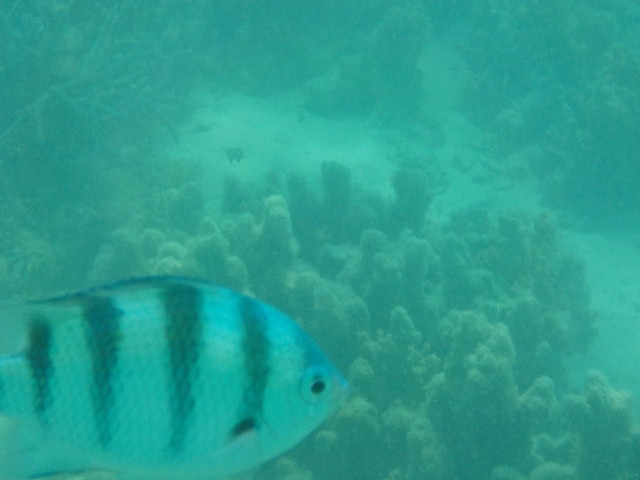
[1,1,639,479]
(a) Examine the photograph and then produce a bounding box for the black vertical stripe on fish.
[163,282,203,454]
[26,315,54,424]
[82,295,123,448]
[237,296,270,429]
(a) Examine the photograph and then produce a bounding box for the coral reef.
[427,311,526,478]
[320,160,352,242]
[4,151,608,480]
[388,163,434,233]
[563,371,638,480]
[2,2,638,480]
[3,126,627,480]
[0,0,202,172]
[304,2,431,123]
[458,0,640,227]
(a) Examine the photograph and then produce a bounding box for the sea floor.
[565,231,640,415]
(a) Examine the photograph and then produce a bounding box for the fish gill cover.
[1,1,639,480]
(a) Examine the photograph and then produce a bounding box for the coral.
[156,182,204,234]
[221,176,265,218]
[405,415,448,480]
[427,311,527,478]
[388,164,434,233]
[299,395,384,480]
[529,463,575,480]
[304,281,354,365]
[146,218,249,292]
[338,230,395,317]
[341,230,442,334]
[248,194,298,303]
[87,215,250,293]
[442,208,596,386]
[458,0,640,227]
[490,466,527,480]
[517,377,558,433]
[361,4,432,123]
[286,173,323,258]
[439,232,496,310]
[531,434,574,469]
[354,306,440,409]
[316,243,352,279]
[320,160,352,242]
[257,195,297,267]
[0,2,196,166]
[563,371,636,480]
[360,229,388,260]
[560,76,640,227]
[4,6,637,475]
[0,228,61,297]
[185,222,232,278]
[257,458,312,480]
[88,229,146,285]
[149,240,187,276]
[399,236,435,316]
[195,162,608,480]
[380,403,448,480]
[366,252,403,327]
[303,2,432,123]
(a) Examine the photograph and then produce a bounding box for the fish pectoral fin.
[32,470,116,480]
[229,417,257,440]
[190,418,263,476]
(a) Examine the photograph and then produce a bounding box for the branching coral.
[321,161,352,242]
[563,371,637,480]
[388,164,434,233]
[353,306,439,409]
[0,1,194,166]
[427,311,530,478]
[442,208,595,386]
[75,157,610,480]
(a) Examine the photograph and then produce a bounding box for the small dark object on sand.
[225,147,244,163]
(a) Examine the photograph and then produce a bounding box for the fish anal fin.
[0,415,25,480]
[32,471,115,480]
[0,416,97,480]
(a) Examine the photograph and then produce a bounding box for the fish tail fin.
[0,302,29,357]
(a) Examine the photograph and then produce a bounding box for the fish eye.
[311,379,326,394]
[301,367,331,403]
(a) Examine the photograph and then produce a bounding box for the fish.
[0,276,348,480]
[224,147,244,164]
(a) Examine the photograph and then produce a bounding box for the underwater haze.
[1,1,640,479]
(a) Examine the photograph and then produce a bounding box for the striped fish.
[0,276,348,480]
